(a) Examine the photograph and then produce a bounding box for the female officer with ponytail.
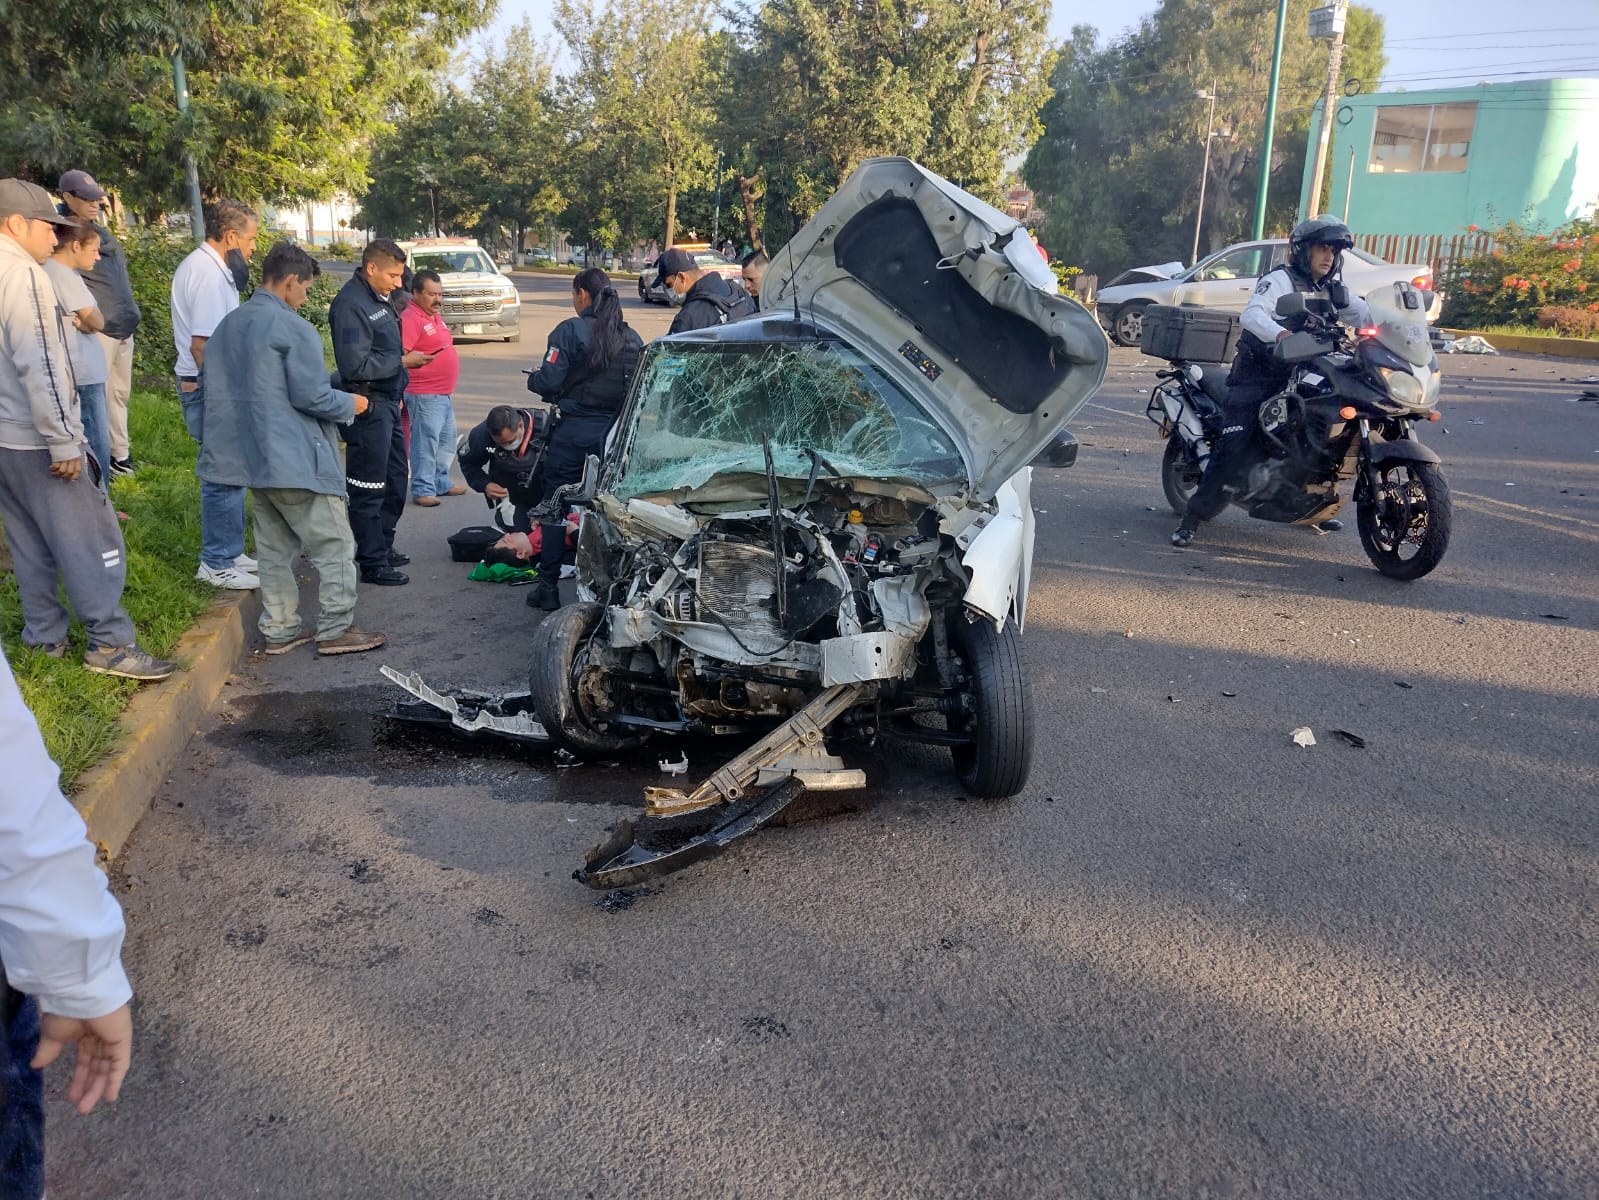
[524,267,643,611]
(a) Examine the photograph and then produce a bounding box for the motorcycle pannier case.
[1139,305,1242,363]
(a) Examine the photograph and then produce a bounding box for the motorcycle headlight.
[1379,367,1425,408]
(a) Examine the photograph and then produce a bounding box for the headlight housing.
[1379,366,1425,408]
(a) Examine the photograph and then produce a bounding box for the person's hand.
[50,455,84,481]
[71,313,89,332]
[485,482,509,500]
[352,393,370,416]
[1276,329,1293,342]
[33,1004,133,1115]
[402,350,437,368]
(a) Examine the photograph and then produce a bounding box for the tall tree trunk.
[664,182,678,250]
[739,174,764,251]
[965,30,992,110]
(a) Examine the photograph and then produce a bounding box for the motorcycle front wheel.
[1356,460,1452,581]
[1161,436,1202,516]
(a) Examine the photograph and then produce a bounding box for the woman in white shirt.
[41,218,111,481]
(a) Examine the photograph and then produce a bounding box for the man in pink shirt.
[399,270,464,506]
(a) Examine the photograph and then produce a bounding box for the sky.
[484,0,1599,91]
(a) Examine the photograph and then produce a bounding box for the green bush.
[1442,217,1599,333]
[124,224,343,386]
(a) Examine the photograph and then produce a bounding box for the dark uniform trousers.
[344,396,409,572]
[1183,354,1289,524]
[537,415,611,575]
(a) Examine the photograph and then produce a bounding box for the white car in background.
[398,238,521,342]
[637,245,742,306]
[1096,239,1441,347]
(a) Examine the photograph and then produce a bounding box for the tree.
[1025,0,1386,277]
[555,0,719,252]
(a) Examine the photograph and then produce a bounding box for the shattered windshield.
[610,339,967,498]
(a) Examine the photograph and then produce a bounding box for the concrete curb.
[1443,328,1599,360]
[73,589,260,859]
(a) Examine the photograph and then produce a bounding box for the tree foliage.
[1025,0,1386,278]
[0,0,496,215]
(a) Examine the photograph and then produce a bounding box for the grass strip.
[1,388,224,788]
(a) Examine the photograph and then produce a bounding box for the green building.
[1299,78,1599,237]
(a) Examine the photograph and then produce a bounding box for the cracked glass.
[610,340,967,498]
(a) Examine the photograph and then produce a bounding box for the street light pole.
[1192,86,1217,265]
[170,52,206,243]
[1252,0,1290,240]
[1306,1,1349,219]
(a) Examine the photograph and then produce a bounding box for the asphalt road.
[47,277,1599,1198]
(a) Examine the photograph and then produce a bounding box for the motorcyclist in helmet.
[1171,216,1373,547]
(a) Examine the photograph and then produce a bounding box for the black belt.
[178,375,198,383]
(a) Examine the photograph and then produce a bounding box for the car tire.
[1112,302,1150,348]
[528,602,648,756]
[947,613,1033,798]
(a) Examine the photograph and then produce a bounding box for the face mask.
[226,248,250,293]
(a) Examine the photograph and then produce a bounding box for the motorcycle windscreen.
[1366,282,1433,367]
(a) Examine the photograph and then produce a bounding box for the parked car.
[637,244,741,305]
[526,157,1109,887]
[397,238,521,342]
[522,247,557,268]
[1096,239,1441,347]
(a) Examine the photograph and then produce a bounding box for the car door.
[1173,243,1273,311]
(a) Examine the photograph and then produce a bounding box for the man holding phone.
[400,269,464,508]
[330,238,433,585]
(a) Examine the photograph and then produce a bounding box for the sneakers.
[108,457,136,478]
[444,485,468,497]
[36,641,68,659]
[264,631,315,655]
[197,562,260,590]
[413,495,441,507]
[235,552,259,571]
[83,643,175,681]
[316,628,386,656]
[527,579,561,611]
[1171,522,1198,548]
[388,550,411,567]
[360,566,409,586]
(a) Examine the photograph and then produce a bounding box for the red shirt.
[400,303,460,395]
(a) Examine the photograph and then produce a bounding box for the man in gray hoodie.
[199,243,385,656]
[0,179,172,681]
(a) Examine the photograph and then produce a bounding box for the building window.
[1368,102,1477,174]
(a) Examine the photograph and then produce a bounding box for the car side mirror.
[1327,282,1350,309]
[1275,293,1307,319]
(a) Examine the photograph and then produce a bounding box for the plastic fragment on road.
[378,665,549,743]
[1290,727,1317,749]
[1331,729,1367,749]
[1443,335,1498,355]
[658,754,689,776]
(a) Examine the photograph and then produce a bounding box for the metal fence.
[1356,232,1495,284]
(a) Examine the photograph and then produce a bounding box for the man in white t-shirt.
[171,200,259,590]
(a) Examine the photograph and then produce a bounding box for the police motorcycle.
[1147,281,1451,580]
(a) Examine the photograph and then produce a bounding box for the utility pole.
[1192,86,1217,264]
[1252,0,1290,240]
[170,52,207,242]
[1306,2,1350,219]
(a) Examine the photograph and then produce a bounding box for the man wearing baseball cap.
[656,246,756,335]
[57,169,141,478]
[0,178,173,681]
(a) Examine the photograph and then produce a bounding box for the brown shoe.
[317,628,387,656]
[413,495,441,507]
[444,485,468,496]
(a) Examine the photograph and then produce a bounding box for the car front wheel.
[946,613,1033,798]
[1112,303,1150,348]
[528,603,648,755]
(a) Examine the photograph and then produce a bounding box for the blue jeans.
[405,393,457,498]
[178,378,248,569]
[78,382,111,482]
[0,984,45,1200]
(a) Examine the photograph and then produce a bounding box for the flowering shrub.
[1442,217,1599,335]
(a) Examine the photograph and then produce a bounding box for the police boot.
[1171,518,1199,548]
[527,578,561,612]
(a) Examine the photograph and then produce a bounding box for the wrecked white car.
[505,158,1109,886]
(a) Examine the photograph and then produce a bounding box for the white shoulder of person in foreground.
[0,643,133,1117]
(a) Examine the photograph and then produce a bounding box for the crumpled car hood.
[765,157,1108,501]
